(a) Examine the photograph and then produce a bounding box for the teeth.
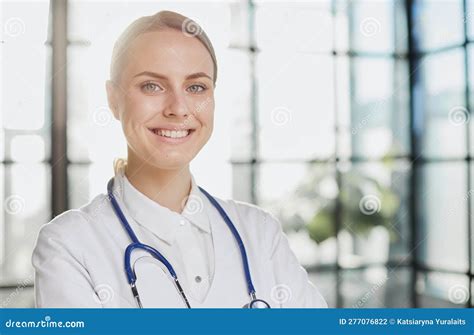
[154,129,189,138]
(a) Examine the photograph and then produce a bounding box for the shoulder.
[210,196,284,239]
[36,194,109,242]
[212,196,272,221]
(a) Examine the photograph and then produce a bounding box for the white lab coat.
[32,172,328,308]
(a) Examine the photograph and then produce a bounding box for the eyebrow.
[133,71,212,81]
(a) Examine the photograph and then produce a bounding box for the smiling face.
[106,29,215,171]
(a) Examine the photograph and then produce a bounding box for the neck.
[124,151,192,214]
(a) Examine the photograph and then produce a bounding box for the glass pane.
[192,160,232,200]
[468,0,474,41]
[417,162,469,273]
[10,134,46,163]
[336,56,351,159]
[342,267,412,308]
[0,164,51,284]
[232,163,254,204]
[417,272,470,307]
[1,1,49,130]
[468,44,474,156]
[339,160,411,267]
[229,1,250,49]
[419,48,467,158]
[350,0,407,54]
[221,50,252,162]
[413,0,464,52]
[257,53,335,160]
[68,163,116,210]
[472,279,474,307]
[470,163,474,274]
[255,1,333,53]
[308,271,337,308]
[67,45,127,163]
[334,0,349,52]
[350,57,410,158]
[0,130,4,161]
[258,163,337,267]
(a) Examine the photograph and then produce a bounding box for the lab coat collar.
[115,170,211,245]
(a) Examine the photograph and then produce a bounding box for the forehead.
[123,29,214,80]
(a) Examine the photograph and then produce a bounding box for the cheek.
[196,108,214,141]
[197,99,214,125]
[120,95,160,130]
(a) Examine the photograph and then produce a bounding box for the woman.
[32,10,327,308]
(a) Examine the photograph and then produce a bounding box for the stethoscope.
[107,177,271,308]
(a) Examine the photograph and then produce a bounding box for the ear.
[106,80,120,120]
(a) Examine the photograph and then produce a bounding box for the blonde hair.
[109,10,218,85]
[113,157,127,175]
[110,11,218,174]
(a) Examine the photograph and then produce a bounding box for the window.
[1,0,472,308]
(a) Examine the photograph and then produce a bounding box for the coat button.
[195,275,202,283]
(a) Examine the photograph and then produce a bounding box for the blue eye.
[141,82,162,93]
[187,84,206,93]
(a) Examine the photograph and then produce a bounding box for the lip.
[148,127,195,144]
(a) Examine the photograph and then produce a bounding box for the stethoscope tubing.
[107,177,269,308]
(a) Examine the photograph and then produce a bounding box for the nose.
[163,90,190,118]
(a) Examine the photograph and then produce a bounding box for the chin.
[149,156,192,171]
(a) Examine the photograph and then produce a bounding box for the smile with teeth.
[151,128,193,139]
